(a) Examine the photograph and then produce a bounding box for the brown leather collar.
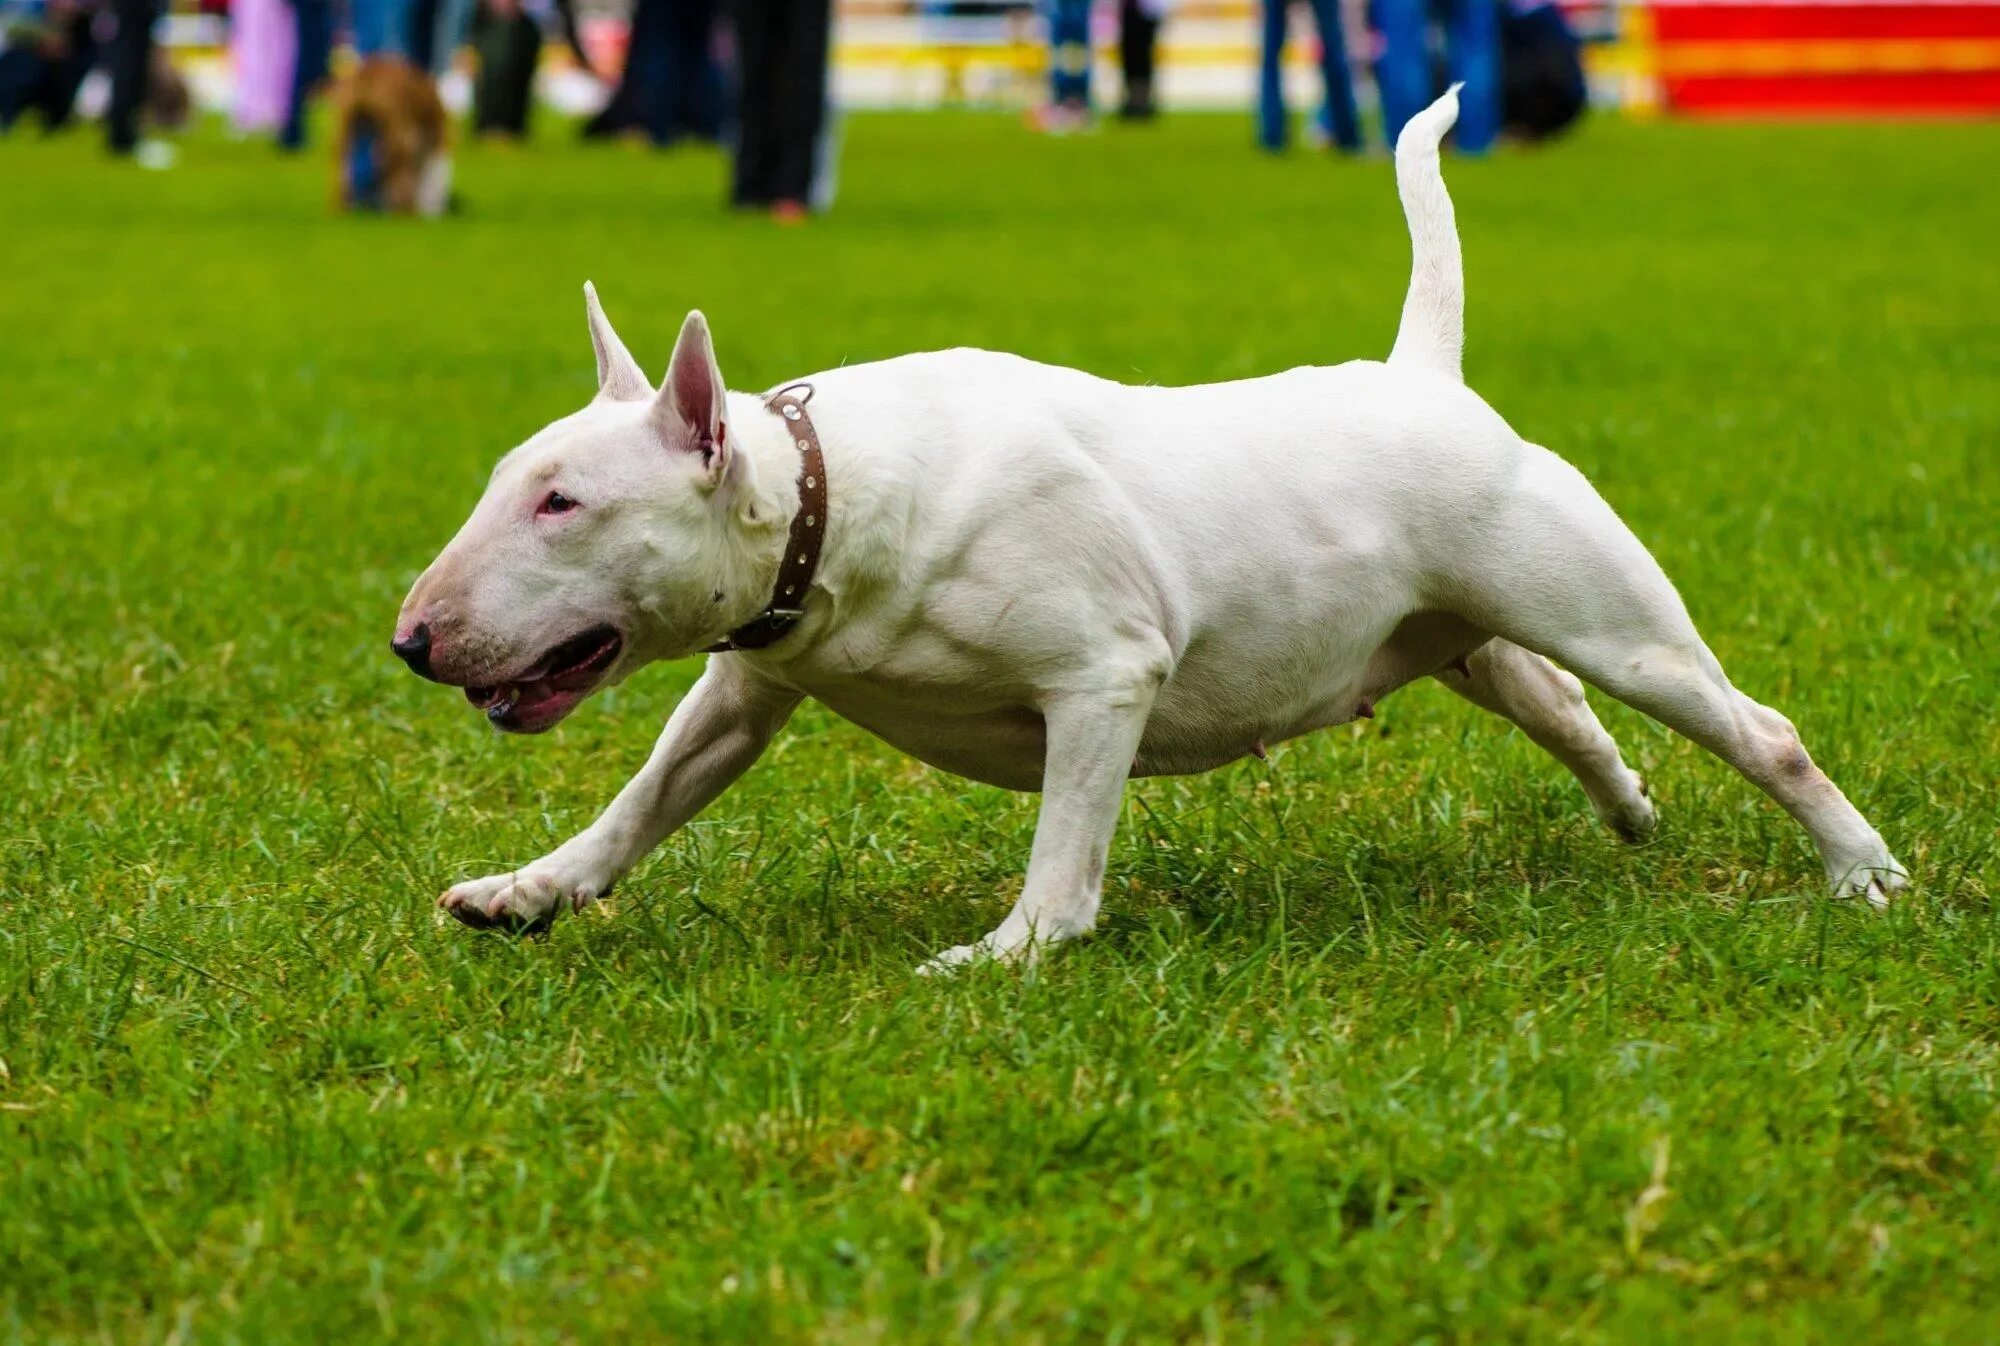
[706,383,826,653]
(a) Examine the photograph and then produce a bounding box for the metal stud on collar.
[704,383,825,654]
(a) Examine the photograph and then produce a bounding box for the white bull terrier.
[394,89,1907,968]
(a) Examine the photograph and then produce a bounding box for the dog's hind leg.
[1438,640,1656,843]
[1449,449,1906,902]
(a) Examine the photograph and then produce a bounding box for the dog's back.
[334,57,451,217]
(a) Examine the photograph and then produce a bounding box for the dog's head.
[393,285,775,732]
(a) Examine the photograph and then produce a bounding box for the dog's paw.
[1829,849,1909,910]
[916,941,997,976]
[916,928,1058,976]
[438,865,604,935]
[917,934,1044,976]
[1587,769,1657,845]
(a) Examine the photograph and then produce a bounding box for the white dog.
[394,90,1906,967]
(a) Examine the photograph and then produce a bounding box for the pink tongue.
[513,678,565,710]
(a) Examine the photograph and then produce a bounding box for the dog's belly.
[817,676,1373,791]
[805,613,1481,790]
[810,686,1050,791]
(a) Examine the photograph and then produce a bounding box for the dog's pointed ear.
[585,282,650,402]
[656,309,731,485]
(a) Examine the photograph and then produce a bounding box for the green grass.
[2,109,1998,1343]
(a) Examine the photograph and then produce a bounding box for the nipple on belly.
[1354,698,1376,720]
[1249,739,1268,761]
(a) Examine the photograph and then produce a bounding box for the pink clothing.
[231,0,297,132]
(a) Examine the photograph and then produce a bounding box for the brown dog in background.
[332,56,452,216]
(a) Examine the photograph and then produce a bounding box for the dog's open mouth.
[465,625,622,733]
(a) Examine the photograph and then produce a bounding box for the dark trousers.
[408,0,441,69]
[472,8,541,135]
[729,0,829,206]
[282,0,335,149]
[105,0,159,153]
[1117,0,1158,115]
[585,0,724,146]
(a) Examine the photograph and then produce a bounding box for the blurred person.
[585,0,725,147]
[230,0,296,133]
[1034,0,1089,130]
[1116,0,1160,120]
[407,0,464,70]
[103,0,160,155]
[419,0,585,78]
[351,0,415,56]
[0,0,97,134]
[1375,0,1498,154]
[729,0,832,217]
[470,0,538,137]
[1498,0,1584,142]
[279,0,332,148]
[1257,0,1359,153]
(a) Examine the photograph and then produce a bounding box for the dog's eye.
[538,491,578,517]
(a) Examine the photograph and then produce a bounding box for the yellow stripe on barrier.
[835,36,2000,76]
[1653,38,2000,77]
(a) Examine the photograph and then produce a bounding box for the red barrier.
[1649,1,2000,114]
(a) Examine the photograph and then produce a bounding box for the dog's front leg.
[440,660,801,932]
[920,677,1159,973]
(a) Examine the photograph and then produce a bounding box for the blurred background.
[5,0,1997,205]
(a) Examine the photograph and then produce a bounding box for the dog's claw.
[439,864,600,935]
[1830,853,1909,909]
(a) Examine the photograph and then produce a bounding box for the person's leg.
[408,0,440,68]
[352,0,385,55]
[281,0,333,149]
[768,0,829,205]
[353,0,416,57]
[628,0,678,145]
[1304,0,1360,150]
[1117,0,1158,117]
[0,48,42,132]
[502,11,542,136]
[105,0,159,155]
[39,11,101,131]
[686,0,728,141]
[728,0,779,203]
[432,0,475,72]
[1256,0,1287,149]
[1441,0,1499,152]
[1047,0,1090,110]
[1371,0,1431,150]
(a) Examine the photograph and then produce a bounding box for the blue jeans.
[1047,0,1091,108]
[280,0,333,149]
[1258,0,1359,151]
[352,0,416,57]
[1374,0,1499,154]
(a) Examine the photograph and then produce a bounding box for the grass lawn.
[2,108,1997,1343]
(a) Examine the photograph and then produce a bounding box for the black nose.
[392,622,433,677]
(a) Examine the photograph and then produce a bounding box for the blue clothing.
[280,0,333,149]
[1374,0,1499,154]
[1257,0,1360,152]
[1047,0,1090,107]
[352,0,415,57]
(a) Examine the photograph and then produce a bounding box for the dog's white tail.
[1387,85,1466,382]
